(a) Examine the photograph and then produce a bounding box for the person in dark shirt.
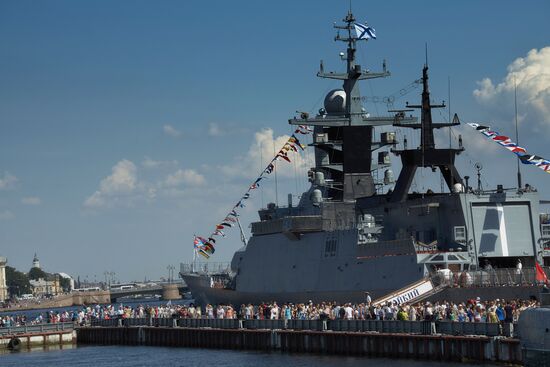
[504,301,514,323]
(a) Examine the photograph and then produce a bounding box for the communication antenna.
[448,76,452,148]
[514,75,522,191]
[475,162,483,193]
[425,43,428,67]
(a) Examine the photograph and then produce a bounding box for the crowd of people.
[0,297,538,328]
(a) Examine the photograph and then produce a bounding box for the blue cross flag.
[354,23,376,40]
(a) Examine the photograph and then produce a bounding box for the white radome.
[324,89,346,114]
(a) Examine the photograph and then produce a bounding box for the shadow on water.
[0,343,75,356]
[0,345,489,367]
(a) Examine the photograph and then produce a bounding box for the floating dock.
[0,322,75,350]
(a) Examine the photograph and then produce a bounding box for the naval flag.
[354,23,376,40]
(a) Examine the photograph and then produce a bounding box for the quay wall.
[0,291,110,312]
[77,326,522,364]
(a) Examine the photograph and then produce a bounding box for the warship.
[181,11,550,305]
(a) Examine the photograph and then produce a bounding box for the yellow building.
[30,275,61,297]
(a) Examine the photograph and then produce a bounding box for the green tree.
[28,267,48,281]
[59,276,71,292]
[5,266,31,297]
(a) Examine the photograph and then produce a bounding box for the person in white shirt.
[516,259,523,284]
[270,303,279,320]
[344,303,354,320]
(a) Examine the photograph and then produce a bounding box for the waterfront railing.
[180,262,231,275]
[0,322,74,336]
[89,317,515,337]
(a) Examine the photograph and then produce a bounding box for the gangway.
[372,276,448,306]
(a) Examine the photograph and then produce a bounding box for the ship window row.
[542,224,550,238]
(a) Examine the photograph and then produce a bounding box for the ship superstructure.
[181,12,547,305]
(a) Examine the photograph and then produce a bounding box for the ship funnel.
[287,193,293,208]
[314,171,325,186]
[311,189,323,207]
[383,169,395,185]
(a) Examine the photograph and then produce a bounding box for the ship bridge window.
[430,255,444,262]
[454,226,466,242]
[447,255,459,261]
[542,224,550,238]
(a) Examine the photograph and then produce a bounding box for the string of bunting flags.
[193,125,312,259]
[467,123,550,174]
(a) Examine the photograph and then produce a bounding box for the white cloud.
[474,46,550,131]
[84,159,208,209]
[0,210,14,220]
[220,128,314,179]
[163,124,181,138]
[84,159,138,208]
[142,157,178,169]
[0,172,18,190]
[165,169,205,187]
[22,197,41,205]
[208,122,222,136]
[99,160,137,194]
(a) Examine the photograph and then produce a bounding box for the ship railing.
[179,262,231,275]
[433,267,549,288]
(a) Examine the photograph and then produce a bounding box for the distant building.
[32,253,40,269]
[30,275,61,297]
[0,256,7,302]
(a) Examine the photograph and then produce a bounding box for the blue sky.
[1,0,549,282]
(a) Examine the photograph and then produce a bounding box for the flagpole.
[273,140,279,206]
[192,235,197,273]
[236,216,248,247]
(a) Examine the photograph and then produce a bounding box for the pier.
[0,322,75,351]
[77,319,522,364]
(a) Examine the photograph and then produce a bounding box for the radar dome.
[324,89,346,115]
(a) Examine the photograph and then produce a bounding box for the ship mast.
[390,62,463,202]
[289,11,413,202]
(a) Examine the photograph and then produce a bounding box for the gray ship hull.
[184,273,543,306]
[182,273,394,305]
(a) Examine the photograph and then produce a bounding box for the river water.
[0,345,484,367]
